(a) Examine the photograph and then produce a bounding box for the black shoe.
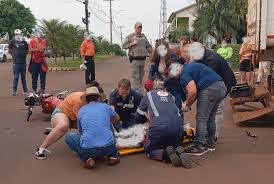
[176,146,192,169]
[185,145,209,156]
[204,143,216,151]
[166,146,181,167]
[35,148,51,160]
[44,127,53,135]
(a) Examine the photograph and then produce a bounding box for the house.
[167,3,217,48]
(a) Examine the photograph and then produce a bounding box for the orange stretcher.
[118,128,195,156]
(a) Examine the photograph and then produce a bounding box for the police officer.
[122,22,152,93]
[109,79,143,131]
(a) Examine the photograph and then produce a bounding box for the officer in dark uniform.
[109,79,143,131]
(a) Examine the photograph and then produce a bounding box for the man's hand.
[131,39,138,46]
[181,102,191,112]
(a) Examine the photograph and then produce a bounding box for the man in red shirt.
[29,31,47,94]
[80,32,95,85]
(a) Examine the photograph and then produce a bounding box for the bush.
[214,44,241,70]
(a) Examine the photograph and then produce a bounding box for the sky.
[17,0,195,44]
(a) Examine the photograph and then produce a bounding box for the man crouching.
[135,81,191,168]
[65,87,120,169]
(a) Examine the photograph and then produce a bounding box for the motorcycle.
[24,91,69,121]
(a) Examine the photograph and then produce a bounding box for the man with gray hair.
[123,22,152,93]
[185,42,236,141]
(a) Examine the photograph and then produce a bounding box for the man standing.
[29,31,47,94]
[109,79,143,131]
[123,22,152,93]
[8,29,29,96]
[179,62,226,155]
[80,32,95,85]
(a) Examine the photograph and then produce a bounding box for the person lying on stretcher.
[135,81,191,168]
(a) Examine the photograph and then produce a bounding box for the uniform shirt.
[109,88,142,125]
[58,92,85,121]
[8,39,28,64]
[77,102,116,148]
[29,38,46,63]
[180,62,222,92]
[136,89,182,131]
[80,39,95,57]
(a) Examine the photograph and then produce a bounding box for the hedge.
[214,44,241,70]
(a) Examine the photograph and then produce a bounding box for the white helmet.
[14,29,22,35]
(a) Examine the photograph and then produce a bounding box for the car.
[0,44,12,62]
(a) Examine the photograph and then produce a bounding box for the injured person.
[134,83,191,168]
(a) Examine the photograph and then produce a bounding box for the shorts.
[51,107,76,128]
[239,59,253,72]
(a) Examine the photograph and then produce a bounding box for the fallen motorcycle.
[24,91,69,121]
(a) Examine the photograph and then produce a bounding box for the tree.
[0,0,36,38]
[193,0,247,43]
[39,19,67,63]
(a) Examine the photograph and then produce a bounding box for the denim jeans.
[13,63,28,93]
[215,100,224,138]
[31,62,46,92]
[85,56,95,85]
[65,132,119,162]
[195,81,226,147]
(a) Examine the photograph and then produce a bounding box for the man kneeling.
[65,87,120,169]
[135,82,191,168]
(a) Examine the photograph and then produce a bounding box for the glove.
[181,103,191,112]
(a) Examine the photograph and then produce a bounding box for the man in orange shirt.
[35,82,105,160]
[80,32,96,85]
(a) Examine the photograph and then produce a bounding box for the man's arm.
[8,40,13,55]
[77,111,83,135]
[135,95,149,124]
[184,80,197,107]
[144,35,152,54]
[122,35,137,49]
[80,41,86,63]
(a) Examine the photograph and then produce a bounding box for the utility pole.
[118,26,123,46]
[104,0,114,44]
[82,0,90,32]
[159,0,167,38]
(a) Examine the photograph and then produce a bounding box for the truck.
[230,0,274,123]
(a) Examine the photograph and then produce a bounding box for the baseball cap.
[14,29,22,35]
[135,22,142,28]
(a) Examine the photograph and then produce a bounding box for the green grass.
[48,55,111,69]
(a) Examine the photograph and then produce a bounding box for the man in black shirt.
[8,29,29,96]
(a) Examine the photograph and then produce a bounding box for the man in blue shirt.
[179,62,226,156]
[109,79,143,131]
[135,84,191,168]
[65,86,120,169]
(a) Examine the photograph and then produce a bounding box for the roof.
[168,3,197,23]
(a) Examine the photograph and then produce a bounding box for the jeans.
[85,56,95,85]
[65,132,119,162]
[195,81,226,147]
[215,100,224,138]
[31,62,46,92]
[13,63,27,93]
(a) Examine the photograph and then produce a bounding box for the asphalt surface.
[1,57,274,184]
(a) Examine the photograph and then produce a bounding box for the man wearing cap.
[35,81,106,160]
[109,78,143,131]
[80,32,96,85]
[29,30,47,94]
[123,22,152,93]
[8,29,29,96]
[66,86,120,169]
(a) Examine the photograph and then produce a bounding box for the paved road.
[1,57,274,184]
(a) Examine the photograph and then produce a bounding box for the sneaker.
[83,158,96,169]
[12,92,17,96]
[166,146,181,167]
[185,145,209,156]
[175,146,192,169]
[33,90,38,94]
[107,157,120,166]
[35,148,51,160]
[44,127,53,135]
[204,143,216,151]
[22,91,28,95]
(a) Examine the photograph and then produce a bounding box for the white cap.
[14,29,22,35]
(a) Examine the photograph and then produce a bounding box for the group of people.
[32,22,239,170]
[8,29,48,96]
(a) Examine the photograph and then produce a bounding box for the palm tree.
[193,0,247,43]
[39,19,67,63]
